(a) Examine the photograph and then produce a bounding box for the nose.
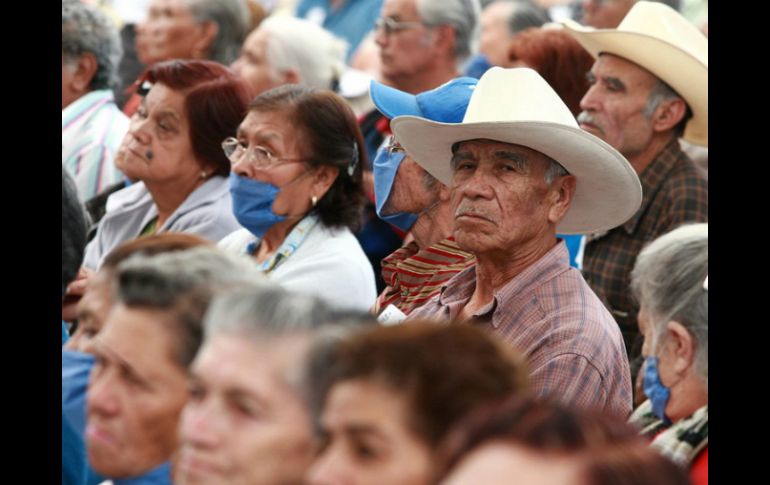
[87,367,120,418]
[128,114,152,145]
[455,166,495,201]
[179,399,222,449]
[230,57,244,74]
[579,82,601,113]
[305,444,349,485]
[374,23,388,48]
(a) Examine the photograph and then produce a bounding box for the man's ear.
[547,175,576,224]
[72,52,98,93]
[651,97,687,133]
[282,69,301,85]
[426,24,456,55]
[192,21,219,58]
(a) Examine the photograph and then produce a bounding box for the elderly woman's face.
[138,0,205,64]
[176,334,316,485]
[307,379,433,485]
[116,83,203,186]
[232,110,334,218]
[85,304,189,477]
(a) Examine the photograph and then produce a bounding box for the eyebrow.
[92,339,150,386]
[495,151,529,170]
[450,149,476,169]
[603,76,626,91]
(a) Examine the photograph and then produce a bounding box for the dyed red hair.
[139,59,251,176]
[508,28,594,116]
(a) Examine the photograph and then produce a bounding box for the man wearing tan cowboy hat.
[563,1,708,386]
[397,67,641,417]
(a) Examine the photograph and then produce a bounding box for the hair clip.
[348,141,359,176]
[137,80,153,96]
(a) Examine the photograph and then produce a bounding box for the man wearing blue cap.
[369,78,478,318]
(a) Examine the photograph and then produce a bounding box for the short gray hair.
[417,0,481,63]
[186,0,251,65]
[202,284,373,395]
[114,247,264,367]
[204,283,334,339]
[62,0,123,91]
[260,16,348,90]
[544,159,569,184]
[643,79,691,137]
[506,1,548,36]
[630,223,708,389]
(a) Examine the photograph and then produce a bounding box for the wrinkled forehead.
[594,53,659,84]
[382,0,421,19]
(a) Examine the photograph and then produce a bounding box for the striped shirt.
[409,241,633,418]
[62,89,129,201]
[373,237,475,316]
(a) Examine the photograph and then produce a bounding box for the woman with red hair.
[507,27,595,117]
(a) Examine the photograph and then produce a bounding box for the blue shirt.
[296,0,384,60]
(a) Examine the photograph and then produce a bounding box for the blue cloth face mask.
[373,148,418,232]
[229,173,287,239]
[643,356,672,424]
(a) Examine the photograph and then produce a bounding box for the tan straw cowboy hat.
[563,1,708,146]
[390,67,642,235]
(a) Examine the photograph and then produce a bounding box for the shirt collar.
[622,138,685,235]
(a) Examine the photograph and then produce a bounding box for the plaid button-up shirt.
[582,139,708,364]
[409,241,632,418]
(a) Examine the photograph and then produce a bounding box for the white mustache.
[577,112,602,132]
[455,204,496,223]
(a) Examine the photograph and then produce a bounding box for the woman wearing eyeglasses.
[219,84,377,311]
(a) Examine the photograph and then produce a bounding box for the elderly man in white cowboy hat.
[563,1,708,387]
[398,67,641,417]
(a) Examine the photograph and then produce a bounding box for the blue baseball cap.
[369,77,478,123]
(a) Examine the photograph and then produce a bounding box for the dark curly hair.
[248,85,367,231]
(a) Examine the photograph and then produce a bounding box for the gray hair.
[643,79,692,137]
[260,15,348,90]
[202,284,373,395]
[630,223,708,389]
[506,1,549,36]
[204,283,334,339]
[544,159,569,184]
[114,247,264,367]
[62,0,123,91]
[186,0,251,65]
[417,0,481,63]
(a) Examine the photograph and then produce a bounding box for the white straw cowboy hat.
[563,1,708,146]
[390,67,641,235]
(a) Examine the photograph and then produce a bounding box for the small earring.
[311,195,318,207]
[200,171,208,179]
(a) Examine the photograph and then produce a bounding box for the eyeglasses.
[222,137,309,169]
[385,136,406,155]
[374,17,425,35]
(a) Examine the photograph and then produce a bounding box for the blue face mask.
[643,356,672,423]
[229,173,287,239]
[373,148,418,232]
